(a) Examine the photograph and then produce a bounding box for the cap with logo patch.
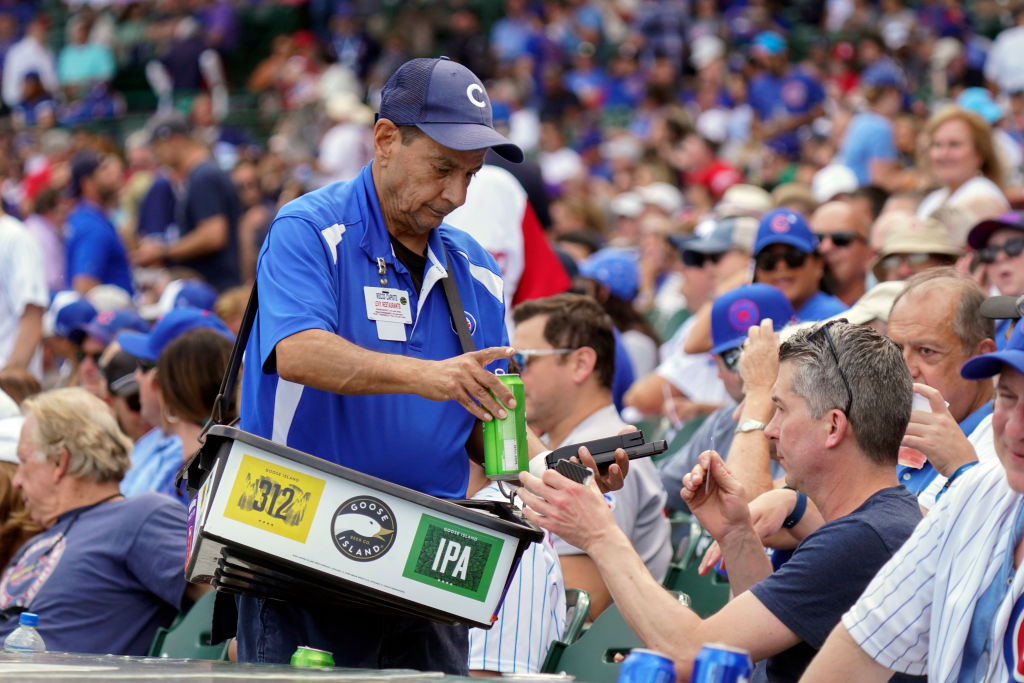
[711,283,795,355]
[754,209,818,255]
[117,307,233,362]
[378,57,523,163]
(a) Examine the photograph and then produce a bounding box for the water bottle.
[4,612,45,653]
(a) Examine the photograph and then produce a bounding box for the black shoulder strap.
[199,282,257,442]
[441,245,476,354]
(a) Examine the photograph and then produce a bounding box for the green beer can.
[291,645,335,668]
[482,371,528,481]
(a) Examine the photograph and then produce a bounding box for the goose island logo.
[331,496,397,561]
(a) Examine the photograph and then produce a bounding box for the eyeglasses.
[755,248,809,271]
[719,346,743,371]
[809,319,853,417]
[815,231,863,248]
[510,348,574,372]
[681,250,725,268]
[879,252,947,272]
[978,237,1024,264]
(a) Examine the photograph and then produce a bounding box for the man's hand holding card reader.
[545,432,668,474]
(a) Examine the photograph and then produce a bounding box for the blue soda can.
[618,648,676,683]
[690,643,753,683]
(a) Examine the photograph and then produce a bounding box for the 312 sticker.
[224,454,325,543]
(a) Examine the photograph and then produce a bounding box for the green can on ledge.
[291,645,335,668]
[482,371,528,481]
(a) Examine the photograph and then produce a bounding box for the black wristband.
[783,491,807,529]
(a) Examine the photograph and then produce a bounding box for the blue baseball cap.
[958,87,1003,125]
[379,57,523,163]
[754,208,818,255]
[961,320,1024,379]
[117,307,233,362]
[80,309,149,347]
[752,31,786,57]
[140,278,219,320]
[860,62,905,90]
[47,293,98,344]
[711,283,795,355]
[578,248,639,301]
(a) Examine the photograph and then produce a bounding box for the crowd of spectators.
[0,0,1024,677]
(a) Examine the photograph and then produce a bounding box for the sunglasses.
[135,358,157,373]
[75,349,102,364]
[719,346,743,371]
[978,237,1024,264]
[879,252,946,272]
[682,250,725,268]
[815,231,863,248]
[808,319,854,417]
[755,248,809,271]
[510,348,574,372]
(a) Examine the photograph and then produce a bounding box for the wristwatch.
[734,418,767,435]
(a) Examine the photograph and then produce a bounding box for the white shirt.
[916,175,1009,221]
[844,458,1023,680]
[317,122,373,184]
[467,481,566,674]
[985,25,1024,94]
[0,214,48,377]
[547,404,672,581]
[1,36,58,107]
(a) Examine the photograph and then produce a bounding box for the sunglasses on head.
[755,248,809,271]
[681,250,725,268]
[719,346,743,371]
[978,237,1024,264]
[815,231,862,248]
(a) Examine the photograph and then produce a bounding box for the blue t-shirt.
[120,428,186,504]
[240,164,509,499]
[173,160,241,291]
[0,494,186,655]
[795,291,846,322]
[750,486,922,682]
[65,201,134,294]
[838,112,896,187]
[748,69,825,159]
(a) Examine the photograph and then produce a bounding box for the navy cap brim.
[961,349,1024,379]
[116,331,156,362]
[755,234,815,254]
[416,122,524,163]
[967,219,1024,250]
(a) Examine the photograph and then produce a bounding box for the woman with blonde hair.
[916,106,1009,220]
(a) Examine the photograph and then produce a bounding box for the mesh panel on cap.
[379,58,437,124]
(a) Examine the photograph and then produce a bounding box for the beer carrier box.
[185,426,542,628]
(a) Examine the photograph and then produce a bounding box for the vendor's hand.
[680,450,751,543]
[738,319,780,392]
[517,468,616,553]
[427,347,516,422]
[573,425,636,493]
[902,383,977,477]
[697,487,798,575]
[132,238,166,267]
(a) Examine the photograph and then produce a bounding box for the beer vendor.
[235,57,521,673]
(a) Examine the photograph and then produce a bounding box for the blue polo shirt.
[65,200,134,294]
[897,400,994,496]
[240,164,509,499]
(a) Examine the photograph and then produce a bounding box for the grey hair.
[779,322,912,465]
[892,267,994,352]
[22,388,132,483]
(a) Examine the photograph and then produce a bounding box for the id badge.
[364,287,412,324]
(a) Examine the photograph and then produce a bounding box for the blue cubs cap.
[49,294,98,344]
[379,57,523,163]
[80,309,149,347]
[754,208,818,255]
[578,247,639,301]
[117,307,233,362]
[961,320,1024,379]
[711,283,795,355]
[966,211,1024,250]
[752,31,786,56]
